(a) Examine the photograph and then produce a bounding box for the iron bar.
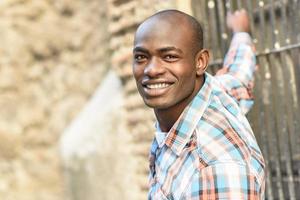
[278,51,297,200]
[208,43,300,66]
[216,1,228,55]
[293,0,300,43]
[257,43,300,56]
[289,49,300,183]
[245,1,255,41]
[267,53,285,200]
[269,0,278,49]
[206,0,221,60]
[254,56,274,200]
[257,0,267,52]
[277,0,288,47]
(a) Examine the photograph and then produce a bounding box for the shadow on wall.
[60,70,140,200]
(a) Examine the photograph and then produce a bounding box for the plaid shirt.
[148,33,265,200]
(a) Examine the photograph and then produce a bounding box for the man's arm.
[215,10,256,115]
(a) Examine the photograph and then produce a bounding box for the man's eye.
[164,55,178,61]
[134,55,147,62]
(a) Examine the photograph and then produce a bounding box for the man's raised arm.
[215,9,257,115]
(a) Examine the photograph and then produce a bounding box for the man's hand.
[226,9,250,33]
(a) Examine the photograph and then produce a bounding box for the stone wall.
[0,0,195,199]
[0,0,110,199]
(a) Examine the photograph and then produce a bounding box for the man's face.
[132,17,201,110]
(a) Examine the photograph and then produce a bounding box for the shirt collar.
[155,73,213,156]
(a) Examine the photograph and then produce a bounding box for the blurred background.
[0,0,299,200]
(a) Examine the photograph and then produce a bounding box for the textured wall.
[0,0,110,199]
[0,0,194,199]
[60,71,140,200]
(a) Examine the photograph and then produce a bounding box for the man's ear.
[195,49,209,76]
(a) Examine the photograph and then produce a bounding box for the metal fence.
[192,0,300,199]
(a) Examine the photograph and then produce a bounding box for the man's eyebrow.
[158,46,183,54]
[133,46,183,54]
[133,46,149,53]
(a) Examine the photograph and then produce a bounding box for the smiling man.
[132,9,265,199]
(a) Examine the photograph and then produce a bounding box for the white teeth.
[147,83,170,89]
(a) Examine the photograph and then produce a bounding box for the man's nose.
[144,58,165,77]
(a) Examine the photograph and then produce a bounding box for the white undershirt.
[155,124,167,147]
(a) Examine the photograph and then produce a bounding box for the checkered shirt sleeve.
[215,32,257,114]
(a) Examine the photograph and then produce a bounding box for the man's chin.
[144,100,171,110]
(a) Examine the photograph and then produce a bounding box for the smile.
[142,82,173,97]
[146,83,171,89]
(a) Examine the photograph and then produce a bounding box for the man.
[132,9,265,199]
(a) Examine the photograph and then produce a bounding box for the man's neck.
[154,106,184,132]
[154,76,205,132]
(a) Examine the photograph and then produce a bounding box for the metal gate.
[192,0,300,199]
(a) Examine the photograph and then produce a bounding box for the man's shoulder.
[202,77,243,123]
[193,90,254,164]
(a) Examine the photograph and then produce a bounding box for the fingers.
[234,9,246,15]
[226,9,250,33]
[227,9,247,20]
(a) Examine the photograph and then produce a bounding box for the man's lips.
[141,80,174,97]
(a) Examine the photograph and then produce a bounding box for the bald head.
[132,9,210,112]
[134,9,204,53]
